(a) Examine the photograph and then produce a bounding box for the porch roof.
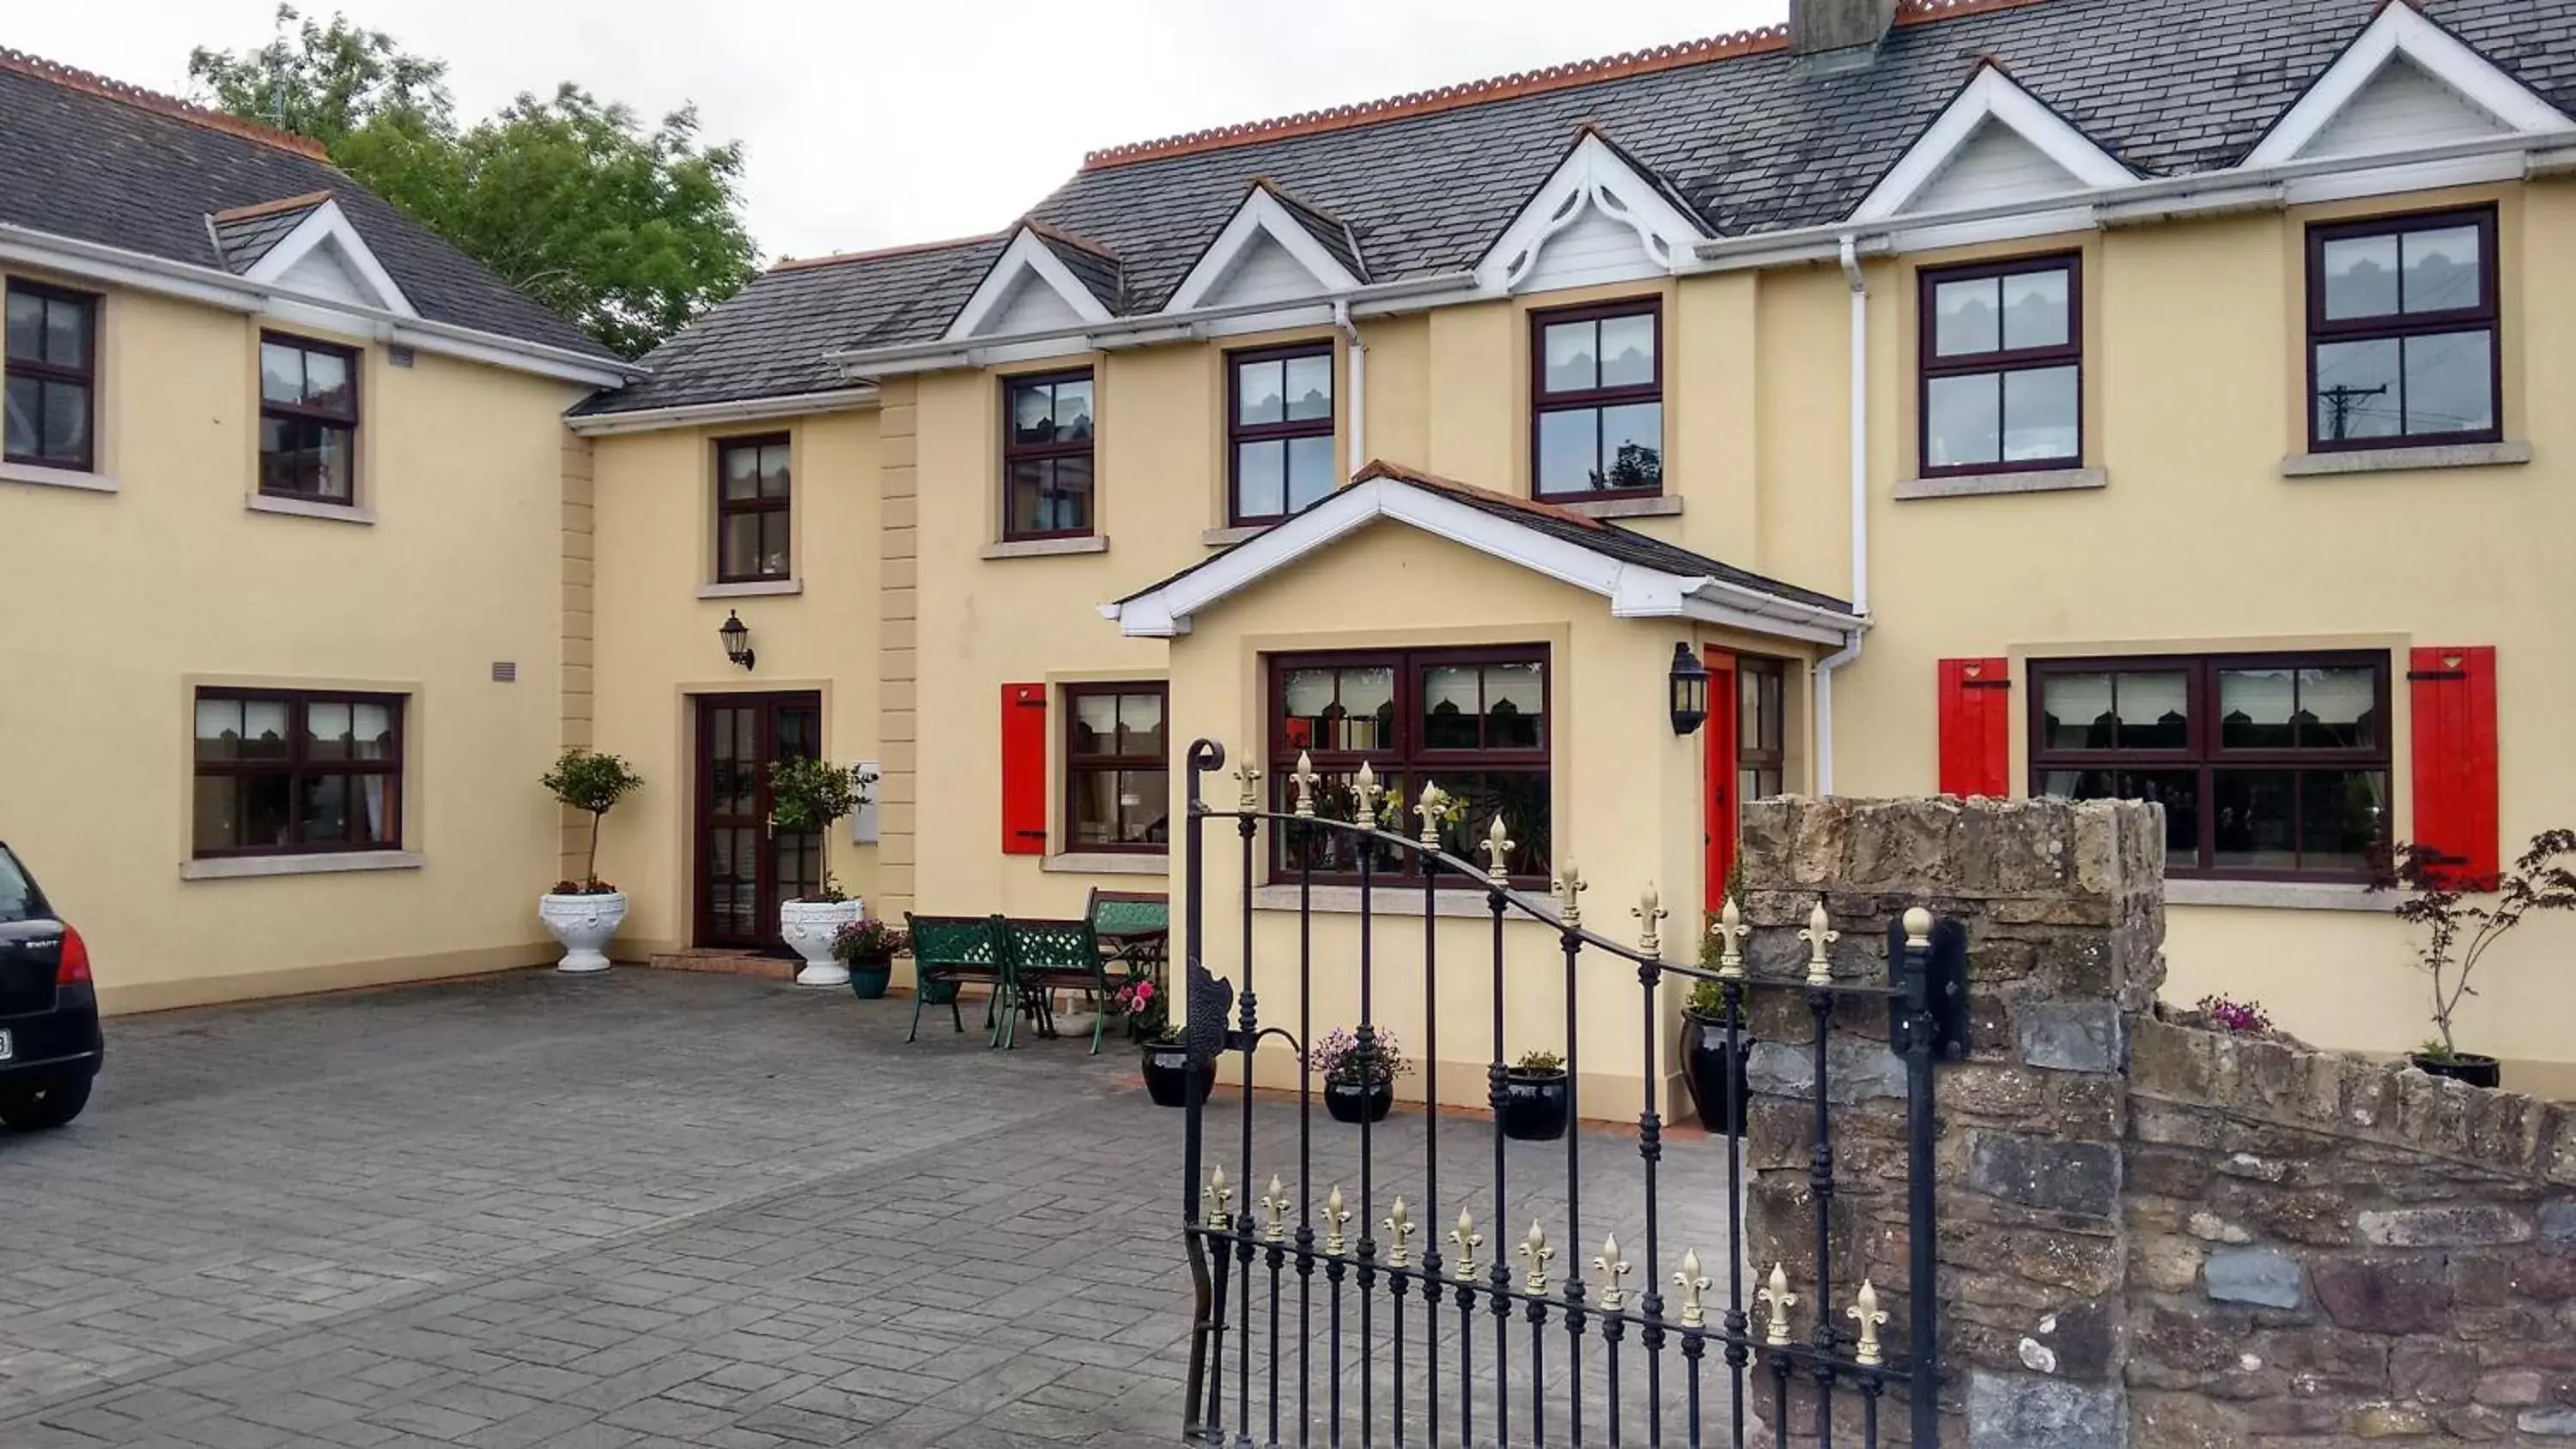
[1099,461,1861,647]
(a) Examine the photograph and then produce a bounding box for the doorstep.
[643,949,799,982]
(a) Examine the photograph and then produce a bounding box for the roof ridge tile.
[0,47,331,161]
[769,233,1004,273]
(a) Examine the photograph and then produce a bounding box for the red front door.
[1703,648,1740,914]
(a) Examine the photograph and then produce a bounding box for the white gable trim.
[2246,1,2573,166]
[1164,187,1364,312]
[1473,133,1710,294]
[944,227,1115,341]
[1098,474,1856,646]
[240,198,416,318]
[1850,66,2134,223]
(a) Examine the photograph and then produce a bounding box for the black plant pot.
[1141,1041,1218,1108]
[1324,1079,1395,1125]
[1680,1009,1752,1137]
[1499,1069,1571,1142]
[2410,1051,2502,1088]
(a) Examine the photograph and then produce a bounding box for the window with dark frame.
[4,281,99,471]
[1228,343,1335,524]
[1532,300,1662,500]
[1063,682,1170,852]
[1737,657,1787,805]
[1002,369,1096,539]
[2028,653,2391,881]
[1269,646,1551,885]
[1919,253,2081,475]
[714,434,792,581]
[191,688,404,858]
[2306,208,2500,451]
[258,333,360,501]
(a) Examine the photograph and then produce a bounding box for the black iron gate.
[1176,738,1959,1447]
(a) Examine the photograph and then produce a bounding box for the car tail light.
[56,925,91,985]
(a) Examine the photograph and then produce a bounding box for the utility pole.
[2318,382,2389,441]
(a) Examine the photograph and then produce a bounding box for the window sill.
[1,461,118,494]
[696,579,803,599]
[1042,852,1170,876]
[1558,494,1683,520]
[1202,524,1268,548]
[1895,467,2105,500]
[2165,878,2385,913]
[1251,883,1540,919]
[182,851,424,882]
[981,536,1109,560]
[2281,441,2531,477]
[246,494,374,525]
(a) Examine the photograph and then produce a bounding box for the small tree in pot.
[769,758,876,987]
[538,749,642,973]
[1500,1048,1571,1141]
[2371,829,2576,1088]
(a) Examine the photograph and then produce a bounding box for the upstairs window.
[192,689,404,858]
[1920,254,2081,474]
[1002,370,1095,540]
[1533,300,1662,500]
[5,281,98,471]
[2307,209,2499,451]
[1229,343,1334,525]
[258,333,360,501]
[714,434,792,581]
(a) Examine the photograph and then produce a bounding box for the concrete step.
[642,949,798,982]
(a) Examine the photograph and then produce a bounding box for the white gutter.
[0,223,639,389]
[568,387,880,437]
[1333,298,1367,476]
[1813,235,1872,797]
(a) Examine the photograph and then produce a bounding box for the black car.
[0,842,101,1131]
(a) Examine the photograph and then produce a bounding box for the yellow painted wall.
[0,276,586,1012]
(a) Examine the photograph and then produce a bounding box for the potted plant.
[1500,1048,1571,1141]
[538,748,642,973]
[1309,1028,1410,1125]
[1121,979,1211,1108]
[769,757,875,987]
[830,919,907,1000]
[2371,829,2576,1088]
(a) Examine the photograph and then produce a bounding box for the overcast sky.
[21,0,1788,262]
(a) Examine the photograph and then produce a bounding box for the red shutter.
[1938,658,2013,798]
[1001,682,1049,855]
[2409,646,2498,886]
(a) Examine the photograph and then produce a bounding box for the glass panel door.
[694,693,825,949]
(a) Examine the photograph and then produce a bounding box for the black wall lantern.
[720,609,756,672]
[1669,641,1710,737]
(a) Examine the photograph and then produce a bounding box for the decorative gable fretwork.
[1474,128,1710,296]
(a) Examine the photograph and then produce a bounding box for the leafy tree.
[190,8,756,356]
[540,748,643,888]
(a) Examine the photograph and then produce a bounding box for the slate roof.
[1256,179,1369,282]
[0,51,618,364]
[577,0,2576,415]
[1024,221,1127,312]
[209,192,329,272]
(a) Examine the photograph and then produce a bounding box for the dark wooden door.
[694,693,824,949]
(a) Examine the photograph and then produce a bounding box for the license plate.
[0,1029,12,1062]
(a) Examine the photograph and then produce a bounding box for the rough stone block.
[2473,1368,2544,1407]
[2019,1002,2125,1074]
[2346,1401,2439,1437]
[1970,1131,2120,1217]
[2512,1250,2576,1301]
[1967,1371,2123,1449]
[2520,1407,2576,1435]
[1743,1038,1907,1104]
[2312,1256,2452,1335]
[2357,1205,2535,1247]
[2203,1246,2304,1309]
[2541,1200,2576,1246]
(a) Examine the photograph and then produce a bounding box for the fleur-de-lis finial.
[1415,780,1449,850]
[1519,1221,1554,1294]
[1759,1263,1798,1347]
[1449,1210,1485,1278]
[1634,882,1668,956]
[1323,1185,1352,1255]
[1673,1247,1713,1329]
[1554,863,1589,928]
[1261,1174,1291,1244]
[1383,1197,1416,1268]
[1292,750,1319,818]
[1352,761,1382,830]
[1481,815,1515,883]
[1232,761,1262,813]
[1800,898,1839,987]
[1714,895,1751,980]
[1204,1166,1232,1231]
[1593,1234,1632,1311]
[1849,1280,1890,1367]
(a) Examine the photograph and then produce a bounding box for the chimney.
[1789,0,1899,75]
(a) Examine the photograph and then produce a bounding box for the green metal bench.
[902,912,1007,1046]
[997,916,1116,1053]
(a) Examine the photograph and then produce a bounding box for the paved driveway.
[0,969,1739,1448]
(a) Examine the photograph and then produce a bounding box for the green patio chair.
[999,917,1114,1053]
[902,913,1008,1046]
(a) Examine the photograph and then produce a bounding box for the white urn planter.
[780,898,863,987]
[538,891,628,974]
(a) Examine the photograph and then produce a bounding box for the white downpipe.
[1815,236,1870,797]
[1334,298,1368,476]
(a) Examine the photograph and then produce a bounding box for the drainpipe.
[1334,297,1367,476]
[1814,235,1870,796]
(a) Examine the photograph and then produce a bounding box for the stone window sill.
[981,536,1109,560]
[1042,852,1170,876]
[696,579,803,599]
[2165,879,2385,912]
[1,461,118,494]
[1895,468,2105,500]
[2281,440,2530,477]
[1202,524,1267,548]
[1558,494,1683,520]
[1251,884,1542,919]
[182,851,425,882]
[246,494,374,525]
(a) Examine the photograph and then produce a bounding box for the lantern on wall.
[719,609,756,672]
[1668,642,1710,737]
